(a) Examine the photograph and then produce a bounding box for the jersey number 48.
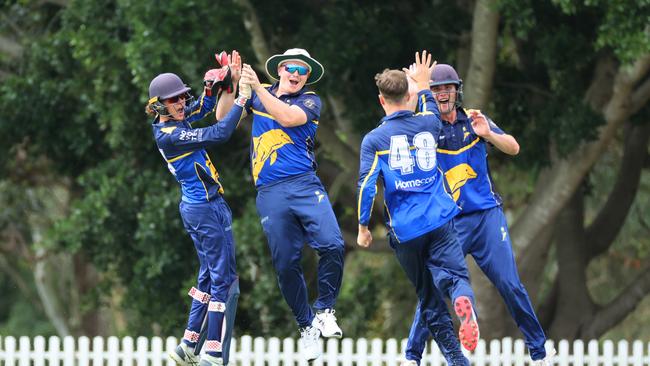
[389,132,437,175]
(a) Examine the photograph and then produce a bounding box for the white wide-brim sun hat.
[265,48,325,85]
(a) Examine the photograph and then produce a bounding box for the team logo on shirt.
[303,99,316,110]
[315,190,325,203]
[462,126,470,141]
[252,129,294,183]
[444,163,478,201]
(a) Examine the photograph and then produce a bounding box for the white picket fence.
[0,336,649,365]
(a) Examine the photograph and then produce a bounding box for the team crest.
[463,126,470,141]
[303,99,316,110]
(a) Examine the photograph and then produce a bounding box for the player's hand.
[203,67,232,96]
[357,225,373,247]
[241,64,262,92]
[469,110,491,138]
[239,79,252,100]
[228,50,242,84]
[403,50,436,89]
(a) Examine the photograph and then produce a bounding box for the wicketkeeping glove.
[214,51,234,94]
[203,67,232,97]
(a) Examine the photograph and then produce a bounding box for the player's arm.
[405,51,439,112]
[185,92,217,124]
[415,89,440,118]
[357,135,381,247]
[240,64,310,127]
[469,110,519,155]
[167,99,247,150]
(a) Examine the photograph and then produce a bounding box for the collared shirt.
[152,93,244,204]
[435,108,504,214]
[245,82,322,188]
[357,90,460,243]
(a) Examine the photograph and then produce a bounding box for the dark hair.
[375,69,408,104]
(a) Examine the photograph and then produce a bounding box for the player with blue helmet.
[147,51,249,366]
[357,52,480,366]
[402,64,555,366]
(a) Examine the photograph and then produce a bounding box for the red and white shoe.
[454,296,480,351]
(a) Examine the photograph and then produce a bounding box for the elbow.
[509,142,520,155]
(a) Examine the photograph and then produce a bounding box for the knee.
[320,244,344,258]
[497,279,526,298]
[274,259,300,281]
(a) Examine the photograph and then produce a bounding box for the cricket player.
[219,48,344,362]
[147,51,249,366]
[357,51,480,363]
[402,64,554,366]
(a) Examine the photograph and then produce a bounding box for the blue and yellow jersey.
[357,90,460,243]
[245,83,321,187]
[152,93,245,204]
[435,108,504,214]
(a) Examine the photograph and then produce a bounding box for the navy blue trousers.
[180,196,237,356]
[406,206,547,362]
[256,173,345,328]
[391,220,474,366]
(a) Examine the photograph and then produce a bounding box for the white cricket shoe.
[400,360,418,366]
[299,325,322,362]
[169,343,200,366]
[533,347,556,366]
[312,309,343,338]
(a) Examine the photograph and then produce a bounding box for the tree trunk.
[585,122,650,258]
[463,0,499,109]
[513,55,650,286]
[548,187,596,339]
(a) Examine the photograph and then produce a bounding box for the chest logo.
[444,163,478,201]
[252,129,294,183]
[462,126,470,141]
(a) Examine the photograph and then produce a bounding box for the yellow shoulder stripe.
[188,94,206,117]
[167,151,193,163]
[357,153,380,220]
[437,137,480,155]
[161,126,177,134]
[251,108,275,120]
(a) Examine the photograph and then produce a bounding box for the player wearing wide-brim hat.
[264,48,325,85]
[226,49,343,363]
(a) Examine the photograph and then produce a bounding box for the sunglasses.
[164,92,190,104]
[283,64,310,76]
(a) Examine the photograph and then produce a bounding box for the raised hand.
[469,110,491,138]
[239,77,252,100]
[240,64,262,92]
[228,50,242,83]
[403,50,436,90]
